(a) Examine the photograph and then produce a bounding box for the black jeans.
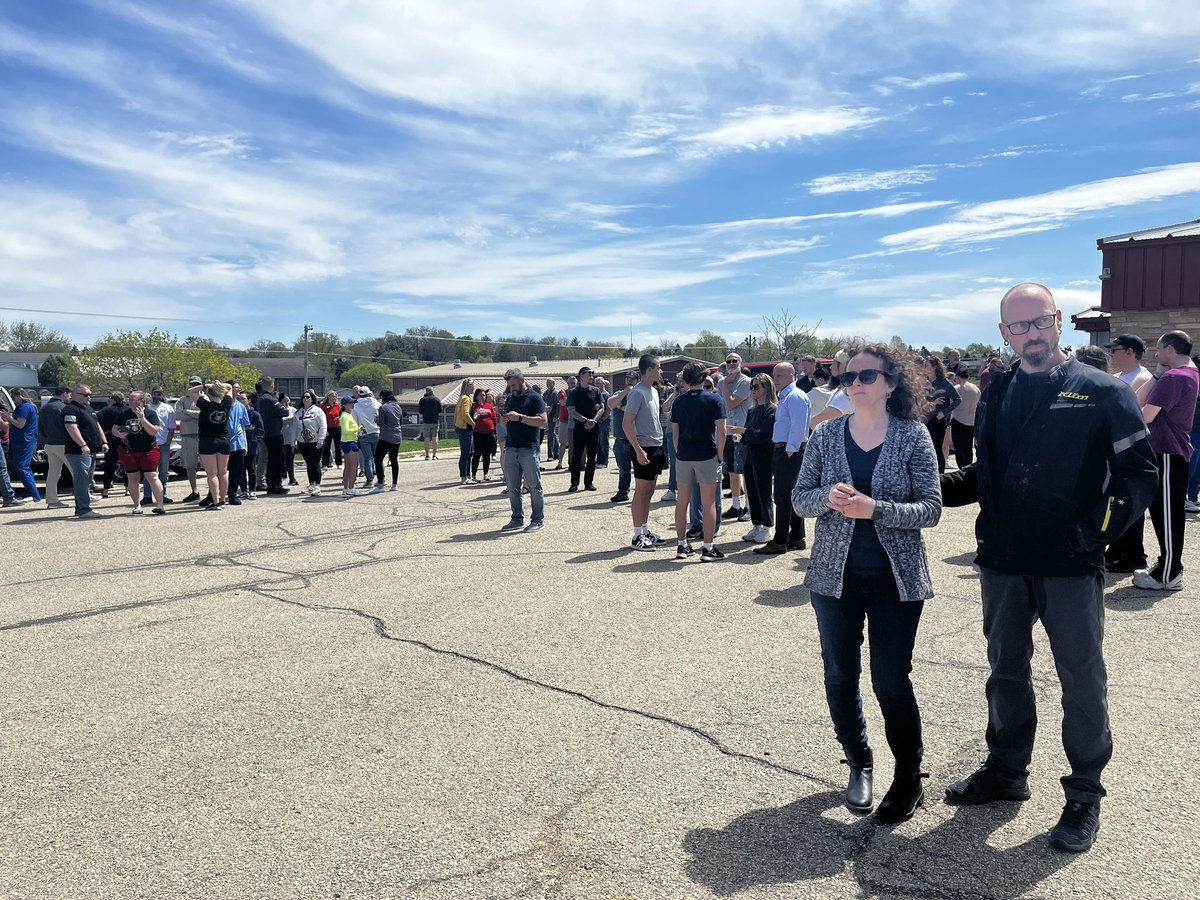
[743,442,774,528]
[298,442,322,486]
[950,419,974,468]
[264,434,284,491]
[811,572,924,763]
[1148,451,1188,581]
[322,426,342,467]
[569,423,599,488]
[228,449,245,499]
[102,445,120,491]
[376,439,401,486]
[770,444,805,545]
[283,444,296,482]
[244,449,259,492]
[979,569,1110,803]
[471,433,496,478]
[926,417,947,473]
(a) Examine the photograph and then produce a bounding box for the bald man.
[940,283,1157,853]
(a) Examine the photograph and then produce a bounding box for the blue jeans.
[144,443,171,502]
[357,432,379,482]
[0,445,15,502]
[1188,429,1200,501]
[811,572,924,762]
[614,438,632,495]
[503,447,544,524]
[10,440,39,501]
[664,435,677,492]
[67,454,96,515]
[455,427,474,479]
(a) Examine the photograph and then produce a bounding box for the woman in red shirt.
[320,391,342,469]
[470,388,497,482]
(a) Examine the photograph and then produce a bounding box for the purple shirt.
[1146,367,1200,458]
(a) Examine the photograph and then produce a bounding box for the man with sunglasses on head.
[719,353,752,522]
[62,384,107,518]
[940,283,1157,854]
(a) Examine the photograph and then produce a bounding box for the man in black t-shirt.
[542,378,560,458]
[111,390,165,513]
[418,388,442,460]
[566,366,606,492]
[499,368,547,532]
[62,384,107,517]
[96,392,127,497]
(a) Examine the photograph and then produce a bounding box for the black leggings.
[228,449,245,499]
[322,426,342,467]
[284,444,296,482]
[926,417,947,473]
[472,433,496,477]
[299,442,322,486]
[375,439,400,485]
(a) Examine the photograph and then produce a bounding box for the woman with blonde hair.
[453,378,476,485]
[196,381,233,510]
[728,372,777,543]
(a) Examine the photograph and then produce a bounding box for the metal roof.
[1098,219,1200,244]
[389,355,708,379]
[396,376,573,408]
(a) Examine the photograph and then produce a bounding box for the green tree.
[38,353,72,387]
[71,328,260,395]
[0,319,73,352]
[338,362,391,392]
[964,341,997,358]
[682,330,729,362]
[251,339,291,353]
[452,335,481,363]
[184,336,220,349]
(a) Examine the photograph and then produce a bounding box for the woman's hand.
[827,482,877,520]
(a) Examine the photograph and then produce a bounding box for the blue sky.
[2,1,1199,355]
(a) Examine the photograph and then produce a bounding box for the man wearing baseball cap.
[1107,334,1152,394]
[1103,333,1153,573]
[174,377,204,502]
[566,366,605,492]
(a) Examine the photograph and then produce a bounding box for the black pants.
[376,439,401,486]
[950,419,974,468]
[102,445,120,491]
[244,449,259,492]
[770,445,805,545]
[979,569,1110,803]
[1148,452,1188,581]
[298,442,322,486]
[228,449,245,499]
[927,417,947,473]
[472,433,496,478]
[283,444,296,482]
[569,424,599,488]
[743,442,774,528]
[1105,509,1147,567]
[264,434,284,491]
[322,427,342,467]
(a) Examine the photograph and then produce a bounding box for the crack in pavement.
[248,586,839,791]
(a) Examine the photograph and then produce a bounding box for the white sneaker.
[311,486,321,495]
[343,488,360,497]
[661,489,676,502]
[743,527,761,542]
[1131,570,1183,591]
[1185,499,1200,513]
[370,485,386,494]
[389,484,397,492]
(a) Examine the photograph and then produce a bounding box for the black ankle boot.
[875,765,928,823]
[841,748,874,813]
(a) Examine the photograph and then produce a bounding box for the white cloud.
[684,106,881,151]
[701,201,955,233]
[873,72,967,95]
[880,162,1200,251]
[806,166,938,194]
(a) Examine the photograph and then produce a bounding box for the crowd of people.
[3,283,1198,856]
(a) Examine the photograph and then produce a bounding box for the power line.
[0,306,221,324]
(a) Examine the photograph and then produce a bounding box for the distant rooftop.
[1098,219,1200,244]
[390,355,709,379]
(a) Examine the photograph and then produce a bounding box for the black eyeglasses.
[74,391,93,398]
[1002,314,1055,335]
[840,369,888,386]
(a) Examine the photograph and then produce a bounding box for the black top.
[844,424,890,575]
[504,388,547,449]
[97,402,127,435]
[568,385,603,421]
[256,392,288,438]
[113,406,161,453]
[796,373,816,393]
[670,390,723,461]
[742,404,776,446]
[418,395,442,424]
[62,400,104,455]
[38,397,67,445]
[197,396,232,439]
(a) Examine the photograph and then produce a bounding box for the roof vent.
[528,355,538,366]
[453,359,462,368]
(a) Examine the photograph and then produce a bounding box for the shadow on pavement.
[439,530,513,543]
[754,587,811,608]
[683,790,1074,897]
[1104,583,1171,611]
[565,548,630,564]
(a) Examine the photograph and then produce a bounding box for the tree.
[250,339,290,353]
[184,336,220,349]
[70,328,260,395]
[0,319,73,353]
[964,341,997,359]
[682,330,730,362]
[38,354,72,387]
[452,335,481,363]
[760,310,820,360]
[338,362,391,392]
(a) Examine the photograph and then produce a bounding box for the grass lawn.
[399,438,458,453]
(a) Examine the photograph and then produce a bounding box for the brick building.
[1073,220,1200,362]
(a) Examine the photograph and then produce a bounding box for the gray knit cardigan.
[792,415,942,601]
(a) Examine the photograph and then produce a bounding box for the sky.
[2,0,1199,357]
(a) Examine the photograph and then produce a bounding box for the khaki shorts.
[420,423,439,439]
[181,434,199,470]
[557,422,569,444]
[675,455,720,485]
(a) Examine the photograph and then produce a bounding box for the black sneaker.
[181,492,200,503]
[944,761,1031,805]
[162,497,174,504]
[701,546,725,562]
[685,526,703,539]
[1049,800,1100,852]
[567,485,579,493]
[227,497,242,505]
[675,542,695,560]
[584,484,597,491]
[610,492,630,503]
[722,506,749,521]
[198,495,213,508]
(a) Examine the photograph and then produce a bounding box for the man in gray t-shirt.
[717,353,752,520]
[625,355,669,551]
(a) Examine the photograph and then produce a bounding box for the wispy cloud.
[873,72,967,96]
[683,106,881,151]
[880,162,1200,251]
[806,166,938,194]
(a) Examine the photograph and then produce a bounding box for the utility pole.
[302,324,313,393]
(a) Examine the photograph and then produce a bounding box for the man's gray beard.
[1021,340,1054,366]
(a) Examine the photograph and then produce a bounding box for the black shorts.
[632,444,667,481]
[198,435,231,456]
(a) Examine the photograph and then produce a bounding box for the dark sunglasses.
[841,369,889,386]
[750,383,764,390]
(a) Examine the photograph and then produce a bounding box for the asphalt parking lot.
[1,456,1197,899]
